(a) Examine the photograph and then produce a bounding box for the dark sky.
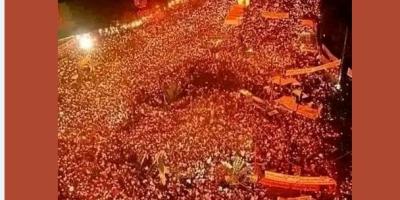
[59,0,166,26]
[58,0,140,36]
[58,0,168,37]
[59,0,135,20]
[319,0,352,59]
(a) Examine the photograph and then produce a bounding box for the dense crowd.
[58,0,352,199]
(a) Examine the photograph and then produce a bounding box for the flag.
[347,68,352,78]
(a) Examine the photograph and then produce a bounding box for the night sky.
[58,0,166,37]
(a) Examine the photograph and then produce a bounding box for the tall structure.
[318,0,352,145]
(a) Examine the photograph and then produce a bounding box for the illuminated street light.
[77,34,94,50]
[335,83,341,90]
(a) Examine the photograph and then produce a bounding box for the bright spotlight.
[335,83,341,90]
[77,34,94,50]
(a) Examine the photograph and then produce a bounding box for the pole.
[339,25,349,87]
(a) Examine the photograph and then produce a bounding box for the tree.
[155,151,169,185]
[221,156,252,185]
[163,82,183,104]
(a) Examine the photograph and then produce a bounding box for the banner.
[262,12,289,19]
[268,110,279,116]
[271,76,300,86]
[225,4,245,25]
[239,89,253,97]
[275,96,320,119]
[311,59,341,71]
[285,60,341,76]
[275,96,297,111]
[296,105,319,120]
[300,19,314,28]
[259,171,336,193]
[239,89,266,105]
[252,96,265,104]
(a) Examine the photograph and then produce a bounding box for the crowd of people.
[58,0,352,199]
